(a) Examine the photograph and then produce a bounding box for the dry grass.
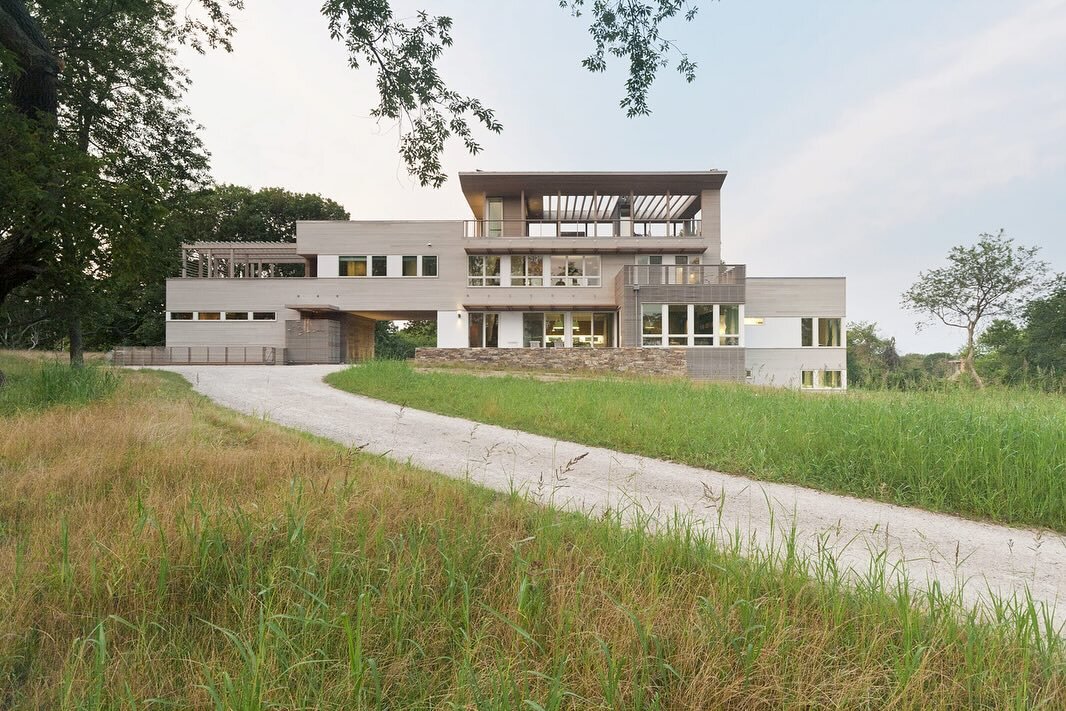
[0,360,1064,708]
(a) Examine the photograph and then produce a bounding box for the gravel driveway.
[159,364,1066,628]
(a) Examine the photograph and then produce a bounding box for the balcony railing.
[464,219,701,239]
[622,264,746,287]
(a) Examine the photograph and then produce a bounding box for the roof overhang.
[458,171,727,218]
[462,304,619,312]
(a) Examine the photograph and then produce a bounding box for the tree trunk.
[964,325,985,388]
[68,313,84,369]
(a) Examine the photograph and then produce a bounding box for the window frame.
[510,255,544,287]
[818,318,842,347]
[339,255,368,277]
[421,255,438,277]
[402,255,418,277]
[468,255,501,287]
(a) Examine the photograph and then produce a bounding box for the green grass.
[1,354,1064,707]
[328,361,1066,532]
[0,352,118,416]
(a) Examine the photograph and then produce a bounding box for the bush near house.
[1,354,1064,707]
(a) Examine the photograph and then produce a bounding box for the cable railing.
[464,219,702,239]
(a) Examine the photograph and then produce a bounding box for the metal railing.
[464,219,702,239]
[111,346,280,365]
[622,264,746,287]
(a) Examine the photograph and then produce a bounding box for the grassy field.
[1,356,1065,708]
[328,361,1066,532]
[0,352,117,416]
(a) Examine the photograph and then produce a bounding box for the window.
[468,312,499,347]
[422,255,437,277]
[822,370,843,389]
[511,256,544,286]
[169,312,193,321]
[719,305,740,346]
[636,255,664,265]
[544,312,566,347]
[667,305,689,346]
[550,255,600,286]
[252,312,276,321]
[197,312,221,321]
[371,255,387,277]
[225,311,249,321]
[801,370,815,389]
[641,303,663,346]
[819,318,842,347]
[693,305,715,346]
[486,197,503,237]
[468,255,501,286]
[340,256,367,277]
[801,317,813,347]
[402,255,418,277]
[570,312,614,348]
[523,312,545,347]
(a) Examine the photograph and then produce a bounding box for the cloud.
[731,0,1066,248]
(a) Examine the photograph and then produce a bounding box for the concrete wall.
[746,348,847,388]
[414,347,687,377]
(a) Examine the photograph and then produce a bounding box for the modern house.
[163,171,847,388]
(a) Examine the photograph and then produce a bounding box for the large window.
[819,318,842,347]
[822,370,843,388]
[544,312,566,347]
[340,256,367,277]
[523,312,614,348]
[667,305,689,346]
[693,305,715,346]
[641,304,742,347]
[469,312,499,347]
[511,256,544,286]
[549,255,601,287]
[523,313,545,347]
[571,312,614,348]
[719,305,740,346]
[641,304,663,346]
[802,317,843,347]
[468,255,501,286]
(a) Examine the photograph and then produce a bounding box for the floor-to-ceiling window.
[468,313,499,347]
[521,311,616,348]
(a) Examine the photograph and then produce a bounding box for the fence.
[111,346,279,365]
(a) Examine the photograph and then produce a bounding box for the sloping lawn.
[1,355,1064,707]
[328,361,1066,532]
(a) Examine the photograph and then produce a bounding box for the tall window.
[544,312,566,347]
[486,198,503,237]
[719,305,740,346]
[822,370,843,388]
[402,255,418,277]
[642,304,663,346]
[511,256,544,286]
[801,317,813,347]
[421,255,437,277]
[667,305,689,346]
[523,312,545,347]
[693,305,715,346]
[371,256,387,277]
[549,255,601,286]
[469,313,499,347]
[801,370,815,389]
[468,255,501,286]
[340,256,367,277]
[819,318,842,347]
[570,312,614,348]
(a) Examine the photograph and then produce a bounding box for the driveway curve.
[159,364,1066,628]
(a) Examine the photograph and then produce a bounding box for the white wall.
[746,348,847,389]
[744,317,801,348]
[437,310,467,347]
[497,312,524,348]
[317,255,339,277]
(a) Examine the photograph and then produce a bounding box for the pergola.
[181,242,310,278]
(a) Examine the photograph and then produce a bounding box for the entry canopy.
[458,171,727,221]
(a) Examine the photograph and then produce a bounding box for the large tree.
[901,230,1051,387]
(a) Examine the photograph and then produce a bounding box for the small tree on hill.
[901,230,1050,387]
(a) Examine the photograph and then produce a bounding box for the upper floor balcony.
[621,263,746,287]
[463,218,701,239]
[179,242,310,278]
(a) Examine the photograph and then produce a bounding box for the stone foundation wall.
[414,347,687,377]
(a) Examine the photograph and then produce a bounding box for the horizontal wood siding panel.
[745,278,846,317]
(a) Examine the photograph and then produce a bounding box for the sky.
[178,0,1066,354]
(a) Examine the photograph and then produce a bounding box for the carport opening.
[284,307,437,364]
